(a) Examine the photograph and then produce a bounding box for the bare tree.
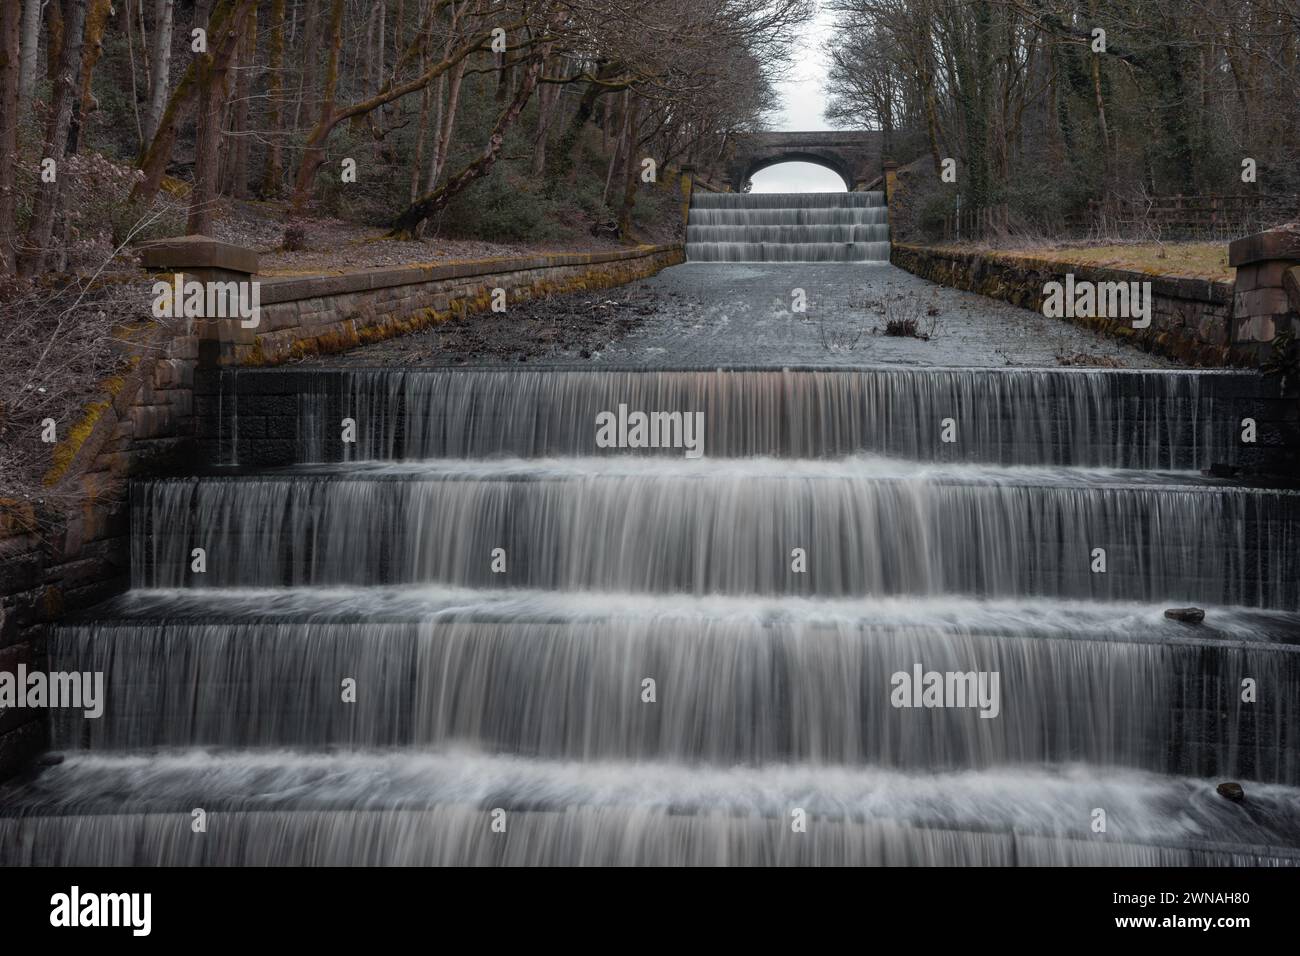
[132,0,255,204]
[17,0,43,117]
[19,0,88,277]
[187,0,258,233]
[142,0,174,145]
[390,44,547,237]
[67,0,112,154]
[221,4,257,198]
[0,0,20,275]
[260,0,288,198]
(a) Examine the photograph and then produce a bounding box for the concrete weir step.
[48,589,1300,781]
[128,461,1300,607]
[207,366,1297,472]
[693,190,891,263]
[3,753,1298,866]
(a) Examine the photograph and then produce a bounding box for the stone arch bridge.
[723,130,887,191]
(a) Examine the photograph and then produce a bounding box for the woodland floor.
[210,200,631,276]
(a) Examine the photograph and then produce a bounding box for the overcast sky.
[749,5,845,193]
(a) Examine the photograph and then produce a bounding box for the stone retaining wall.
[221,245,684,366]
[0,243,683,777]
[891,242,1240,366]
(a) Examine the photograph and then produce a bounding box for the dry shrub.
[0,275,160,513]
[14,152,185,273]
[872,285,940,340]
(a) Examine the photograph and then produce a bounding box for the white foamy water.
[3,751,1297,866]
[686,191,890,262]
[8,359,1299,866]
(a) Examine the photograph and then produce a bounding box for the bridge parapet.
[725,130,886,191]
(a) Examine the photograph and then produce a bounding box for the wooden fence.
[1067,194,1299,237]
[941,203,1009,241]
[941,194,1296,242]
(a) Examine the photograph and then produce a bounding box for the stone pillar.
[1228,224,1300,363]
[678,164,696,231]
[882,160,899,206]
[139,235,261,369]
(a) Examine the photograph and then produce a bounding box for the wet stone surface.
[315,262,1175,369]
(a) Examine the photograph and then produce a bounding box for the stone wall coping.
[140,235,261,275]
[257,243,683,306]
[1228,224,1300,268]
[892,242,1233,305]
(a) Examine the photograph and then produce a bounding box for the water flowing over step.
[235,367,1284,471]
[50,589,1300,782]
[131,461,1300,607]
[686,191,889,262]
[5,361,1300,867]
[4,754,1299,866]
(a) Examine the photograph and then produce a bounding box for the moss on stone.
[43,399,113,487]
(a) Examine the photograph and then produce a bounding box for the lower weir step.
[3,753,1298,866]
[51,589,1300,781]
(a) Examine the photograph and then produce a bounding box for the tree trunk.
[548,66,625,190]
[124,0,144,148]
[222,5,256,198]
[45,0,63,83]
[132,0,254,203]
[410,76,431,202]
[391,0,403,120]
[19,0,88,277]
[602,91,630,206]
[294,0,320,132]
[409,0,431,202]
[68,0,111,155]
[617,98,642,238]
[187,0,257,233]
[0,0,21,274]
[188,65,226,233]
[364,1,378,94]
[426,52,465,192]
[391,52,543,238]
[376,0,386,95]
[17,0,42,117]
[531,68,564,177]
[143,0,174,145]
[289,0,343,210]
[259,0,287,198]
[1086,0,1111,191]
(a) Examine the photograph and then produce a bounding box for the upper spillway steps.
[686,191,889,262]
[219,367,1294,473]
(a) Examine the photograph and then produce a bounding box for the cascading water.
[290,368,1245,470]
[3,366,1299,866]
[686,191,890,262]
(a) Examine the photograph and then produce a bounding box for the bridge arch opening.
[748,160,849,193]
[748,151,857,191]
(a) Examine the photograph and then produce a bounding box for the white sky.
[750,5,844,193]
[771,6,839,133]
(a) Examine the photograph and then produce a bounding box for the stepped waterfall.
[3,366,1299,866]
[687,191,890,262]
